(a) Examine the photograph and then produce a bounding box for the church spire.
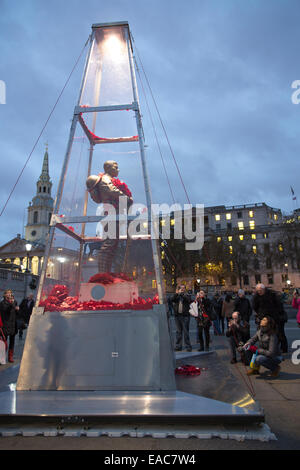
[39,144,50,184]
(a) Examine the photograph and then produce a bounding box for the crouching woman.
[244,316,282,377]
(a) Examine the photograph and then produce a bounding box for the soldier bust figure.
[86,160,133,273]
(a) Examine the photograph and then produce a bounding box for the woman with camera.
[243,316,282,377]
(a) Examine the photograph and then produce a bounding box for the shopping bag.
[250,350,258,369]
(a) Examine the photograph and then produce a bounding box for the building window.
[254,258,260,270]
[274,213,278,221]
[227,222,232,230]
[31,230,36,237]
[251,233,256,240]
[216,223,221,230]
[249,210,254,218]
[229,245,233,254]
[249,220,255,230]
[239,235,244,241]
[215,214,220,221]
[243,274,249,285]
[238,221,244,230]
[267,274,274,284]
[217,236,222,243]
[264,232,269,239]
[255,274,261,284]
[228,236,233,242]
[231,276,237,286]
[226,213,231,220]
[252,245,257,254]
[39,187,41,193]
[229,260,234,271]
[282,274,288,283]
[237,211,243,219]
[33,211,38,224]
[278,243,284,252]
[264,243,270,254]
[43,186,46,193]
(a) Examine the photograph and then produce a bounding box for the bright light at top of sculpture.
[102,34,125,61]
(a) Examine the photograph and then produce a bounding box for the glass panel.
[38,24,164,313]
[79,25,133,108]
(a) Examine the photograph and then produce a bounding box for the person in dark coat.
[191,290,213,351]
[253,284,288,353]
[226,311,251,364]
[0,289,19,362]
[234,289,252,322]
[211,292,222,335]
[18,294,35,338]
[172,285,192,352]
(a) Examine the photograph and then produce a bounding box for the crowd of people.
[0,284,298,378]
[0,290,34,364]
[169,283,295,378]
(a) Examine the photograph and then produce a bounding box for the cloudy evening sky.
[0,0,300,246]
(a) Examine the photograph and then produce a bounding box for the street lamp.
[25,242,32,273]
[24,242,32,297]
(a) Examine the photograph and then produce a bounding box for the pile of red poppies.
[39,284,159,312]
[88,272,133,284]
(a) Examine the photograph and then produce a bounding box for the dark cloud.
[0,0,300,246]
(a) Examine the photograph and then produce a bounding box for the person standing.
[190,290,213,351]
[211,292,222,335]
[221,294,235,328]
[292,290,300,327]
[18,293,35,339]
[0,289,19,363]
[253,283,288,353]
[172,285,192,352]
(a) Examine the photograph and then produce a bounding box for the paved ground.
[0,314,299,450]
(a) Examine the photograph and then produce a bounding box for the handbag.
[0,328,7,365]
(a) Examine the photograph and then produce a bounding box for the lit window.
[239,235,244,241]
[238,221,244,230]
[217,237,222,243]
[249,220,255,230]
[229,260,234,271]
[228,236,233,241]
[152,280,157,288]
[253,245,257,254]
[249,210,254,218]
[251,233,256,240]
[161,250,165,259]
[226,213,231,220]
[274,214,278,221]
[161,219,166,226]
[278,243,284,252]
[264,233,269,239]
[229,245,233,254]
[215,214,220,221]
[170,218,175,226]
